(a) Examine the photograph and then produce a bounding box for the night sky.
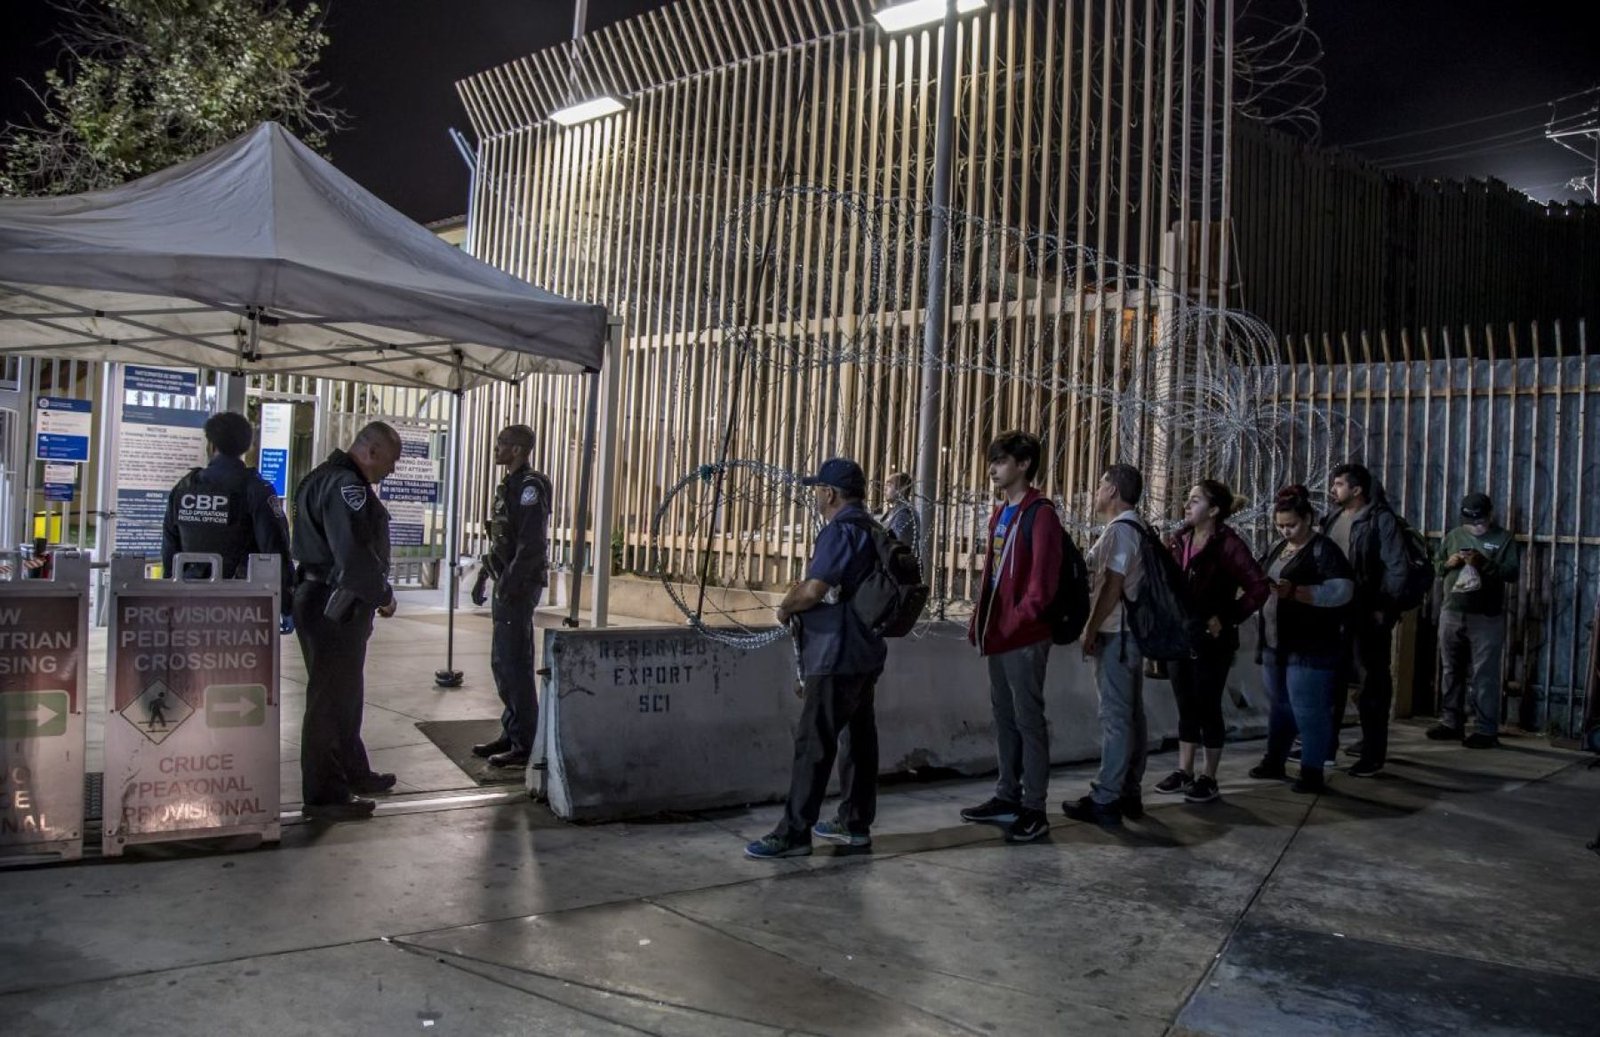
[2,0,1596,223]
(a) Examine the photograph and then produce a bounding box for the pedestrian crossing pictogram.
[118,680,194,745]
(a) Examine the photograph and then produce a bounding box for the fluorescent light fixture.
[872,0,986,33]
[549,95,626,127]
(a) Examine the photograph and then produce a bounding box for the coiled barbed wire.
[644,189,1353,648]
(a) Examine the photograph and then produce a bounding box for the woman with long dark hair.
[1249,485,1356,793]
[1156,480,1270,803]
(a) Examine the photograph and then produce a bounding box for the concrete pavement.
[2,595,1597,1035]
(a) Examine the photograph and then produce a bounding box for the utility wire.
[1381,135,1568,170]
[1368,117,1588,165]
[1344,84,1600,148]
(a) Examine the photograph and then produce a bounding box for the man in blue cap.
[746,457,888,859]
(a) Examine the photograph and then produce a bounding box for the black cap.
[800,457,866,499]
[1460,493,1492,521]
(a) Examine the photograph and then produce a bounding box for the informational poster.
[124,366,198,397]
[103,575,279,853]
[0,556,88,863]
[113,405,209,557]
[378,423,440,548]
[257,402,293,498]
[42,463,77,503]
[34,397,92,463]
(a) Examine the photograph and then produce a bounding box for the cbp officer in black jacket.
[471,424,552,769]
[290,422,402,821]
[160,411,294,632]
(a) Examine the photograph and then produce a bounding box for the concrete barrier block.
[539,622,1275,821]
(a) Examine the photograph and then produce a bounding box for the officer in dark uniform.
[470,424,552,769]
[290,421,403,821]
[160,411,294,632]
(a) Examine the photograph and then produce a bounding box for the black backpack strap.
[831,512,885,599]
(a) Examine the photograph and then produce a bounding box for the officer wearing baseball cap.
[746,457,888,860]
[1429,492,1520,748]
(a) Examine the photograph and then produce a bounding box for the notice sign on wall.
[34,397,92,463]
[124,365,198,397]
[0,585,86,859]
[103,591,279,850]
[257,402,293,498]
[379,423,441,548]
[114,405,209,558]
[43,463,77,503]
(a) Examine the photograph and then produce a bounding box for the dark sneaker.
[301,795,376,822]
[1119,794,1145,821]
[349,772,397,795]
[1005,809,1050,843]
[960,797,1020,824]
[1184,775,1221,803]
[1292,771,1327,794]
[1464,732,1500,749]
[1346,760,1383,778]
[1425,724,1464,742]
[1343,740,1365,759]
[1061,795,1122,828]
[1287,744,1302,762]
[471,737,513,758]
[812,820,871,848]
[1249,760,1288,780]
[1154,770,1193,795]
[744,831,812,860]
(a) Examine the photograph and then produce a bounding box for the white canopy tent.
[0,122,617,680]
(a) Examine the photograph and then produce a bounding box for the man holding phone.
[290,422,403,821]
[1429,493,1519,748]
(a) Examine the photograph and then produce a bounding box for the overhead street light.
[871,0,985,33]
[549,96,627,127]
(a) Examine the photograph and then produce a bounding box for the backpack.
[1114,518,1208,662]
[1018,500,1091,645]
[1393,516,1434,612]
[838,514,930,638]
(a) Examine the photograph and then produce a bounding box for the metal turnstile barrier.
[102,553,281,855]
[0,552,89,865]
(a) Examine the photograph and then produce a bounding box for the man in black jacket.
[161,411,294,632]
[1323,462,1409,776]
[290,422,403,820]
[471,424,552,770]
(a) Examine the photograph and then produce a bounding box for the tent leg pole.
[592,320,623,629]
[565,366,602,628]
[435,376,465,688]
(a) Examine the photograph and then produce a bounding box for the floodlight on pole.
[549,0,624,128]
[872,0,985,33]
[549,96,627,127]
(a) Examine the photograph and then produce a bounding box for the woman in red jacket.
[1156,480,1270,803]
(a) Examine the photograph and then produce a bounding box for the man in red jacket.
[960,431,1064,843]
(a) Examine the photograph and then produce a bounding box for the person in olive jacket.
[1429,492,1520,747]
[1250,485,1356,795]
[1157,480,1271,804]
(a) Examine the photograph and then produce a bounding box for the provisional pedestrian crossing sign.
[119,679,194,745]
[205,685,266,728]
[0,691,69,738]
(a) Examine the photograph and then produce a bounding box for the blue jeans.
[1262,649,1339,773]
[1091,630,1147,805]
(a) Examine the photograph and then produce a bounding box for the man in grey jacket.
[1323,462,1409,776]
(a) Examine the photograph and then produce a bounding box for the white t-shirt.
[1087,509,1146,634]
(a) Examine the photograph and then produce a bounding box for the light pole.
[878,0,976,579]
